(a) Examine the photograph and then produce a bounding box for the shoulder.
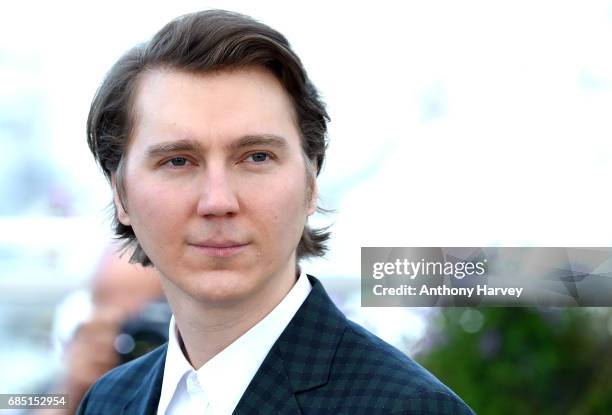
[77,344,166,414]
[299,275,474,413]
[333,319,475,414]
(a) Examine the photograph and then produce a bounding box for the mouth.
[188,241,249,258]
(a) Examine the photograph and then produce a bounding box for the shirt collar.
[157,271,312,415]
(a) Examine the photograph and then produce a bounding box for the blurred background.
[1,0,612,413]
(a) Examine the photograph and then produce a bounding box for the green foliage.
[417,308,612,414]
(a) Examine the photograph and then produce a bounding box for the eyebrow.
[145,139,205,158]
[228,134,288,152]
[145,134,288,158]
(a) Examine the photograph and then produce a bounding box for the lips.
[188,240,249,257]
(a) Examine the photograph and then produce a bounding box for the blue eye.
[169,157,187,166]
[248,152,269,162]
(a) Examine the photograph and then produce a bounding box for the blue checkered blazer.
[77,275,474,414]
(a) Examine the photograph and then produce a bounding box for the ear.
[307,177,318,216]
[111,173,131,226]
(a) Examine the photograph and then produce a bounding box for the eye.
[167,157,188,167]
[246,152,271,163]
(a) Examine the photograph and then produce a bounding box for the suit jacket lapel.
[234,275,347,414]
[232,344,302,414]
[122,345,167,415]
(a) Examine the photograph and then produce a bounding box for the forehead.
[130,66,300,150]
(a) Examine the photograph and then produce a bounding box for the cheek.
[247,178,308,241]
[125,180,188,241]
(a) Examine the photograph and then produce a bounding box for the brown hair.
[87,10,330,266]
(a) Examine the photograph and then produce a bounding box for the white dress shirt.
[157,272,312,415]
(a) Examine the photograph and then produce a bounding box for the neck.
[162,264,298,369]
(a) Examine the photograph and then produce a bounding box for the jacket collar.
[122,345,167,415]
[234,275,347,413]
[278,275,347,392]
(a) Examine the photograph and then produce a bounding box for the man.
[41,246,163,415]
[78,10,474,414]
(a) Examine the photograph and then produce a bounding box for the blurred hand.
[61,306,126,413]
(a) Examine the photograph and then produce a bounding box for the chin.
[182,268,260,304]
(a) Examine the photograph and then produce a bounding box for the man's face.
[113,67,316,306]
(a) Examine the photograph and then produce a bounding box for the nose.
[196,165,240,217]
